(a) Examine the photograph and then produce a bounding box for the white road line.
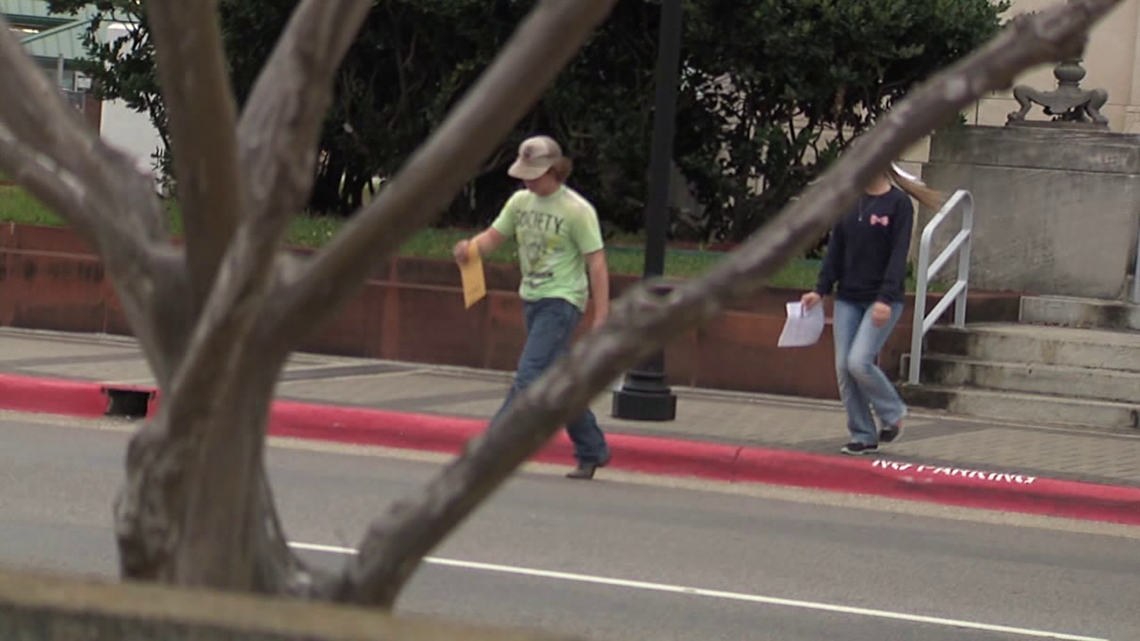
[288,542,1108,641]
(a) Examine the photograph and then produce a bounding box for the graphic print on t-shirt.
[517,210,565,288]
[490,186,604,312]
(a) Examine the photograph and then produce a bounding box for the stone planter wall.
[0,224,1021,399]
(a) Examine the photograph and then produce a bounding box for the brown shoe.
[566,451,611,480]
[566,464,598,480]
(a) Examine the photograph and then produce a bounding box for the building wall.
[976,0,1140,131]
[904,0,1140,165]
[96,22,165,184]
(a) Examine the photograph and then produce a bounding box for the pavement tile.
[21,359,158,384]
[888,429,1140,485]
[0,336,132,362]
[276,372,503,407]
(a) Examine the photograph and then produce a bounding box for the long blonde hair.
[888,163,944,211]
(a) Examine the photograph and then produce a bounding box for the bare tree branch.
[237,0,372,229]
[0,17,181,383]
[264,0,622,344]
[0,129,92,225]
[3,2,262,585]
[335,0,1122,606]
[126,1,370,589]
[163,0,376,375]
[0,18,167,245]
[146,0,244,307]
[0,131,183,383]
[157,0,376,433]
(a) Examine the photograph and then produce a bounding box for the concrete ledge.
[925,324,1140,372]
[900,383,1140,432]
[1020,295,1140,332]
[923,126,1140,298]
[0,565,576,640]
[929,125,1140,174]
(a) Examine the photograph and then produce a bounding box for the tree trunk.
[114,342,315,593]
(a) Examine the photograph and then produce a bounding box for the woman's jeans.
[492,298,610,465]
[832,298,907,445]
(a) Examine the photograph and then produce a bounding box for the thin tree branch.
[334,0,1120,606]
[0,18,166,245]
[157,0,375,429]
[152,0,374,439]
[0,132,182,384]
[129,2,372,590]
[82,0,270,575]
[0,18,178,383]
[169,0,375,382]
[0,130,92,226]
[237,0,372,232]
[146,0,244,307]
[264,0,621,345]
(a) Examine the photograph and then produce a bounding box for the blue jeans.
[492,298,609,465]
[832,298,907,445]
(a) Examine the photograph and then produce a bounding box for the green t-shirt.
[491,185,604,312]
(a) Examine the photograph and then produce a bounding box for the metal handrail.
[908,189,974,385]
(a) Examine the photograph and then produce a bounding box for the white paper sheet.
[777,301,825,348]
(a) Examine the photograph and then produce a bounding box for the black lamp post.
[611,0,681,422]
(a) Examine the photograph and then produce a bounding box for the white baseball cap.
[508,135,563,180]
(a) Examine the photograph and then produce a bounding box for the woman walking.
[802,164,943,455]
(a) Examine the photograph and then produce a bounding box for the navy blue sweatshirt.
[814,186,914,304]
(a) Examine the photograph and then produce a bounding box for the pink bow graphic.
[869,215,889,227]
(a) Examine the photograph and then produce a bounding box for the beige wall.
[975,0,1140,131]
[903,0,1140,165]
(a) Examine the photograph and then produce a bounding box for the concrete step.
[1020,295,1140,331]
[925,323,1140,372]
[908,354,1140,403]
[900,384,1140,431]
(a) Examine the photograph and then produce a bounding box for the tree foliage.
[681,0,1010,240]
[50,0,1005,240]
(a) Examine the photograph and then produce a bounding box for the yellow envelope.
[459,241,486,309]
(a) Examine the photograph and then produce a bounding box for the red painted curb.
[0,373,110,416]
[2,373,1138,526]
[729,450,1140,526]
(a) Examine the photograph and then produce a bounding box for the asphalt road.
[0,413,1136,641]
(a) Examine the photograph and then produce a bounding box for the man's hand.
[870,301,892,328]
[801,291,821,310]
[453,239,471,265]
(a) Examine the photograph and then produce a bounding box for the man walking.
[453,135,612,479]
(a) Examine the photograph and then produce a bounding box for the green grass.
[0,184,939,291]
[0,186,66,226]
[276,221,824,284]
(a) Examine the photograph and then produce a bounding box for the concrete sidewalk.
[1,326,1137,492]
